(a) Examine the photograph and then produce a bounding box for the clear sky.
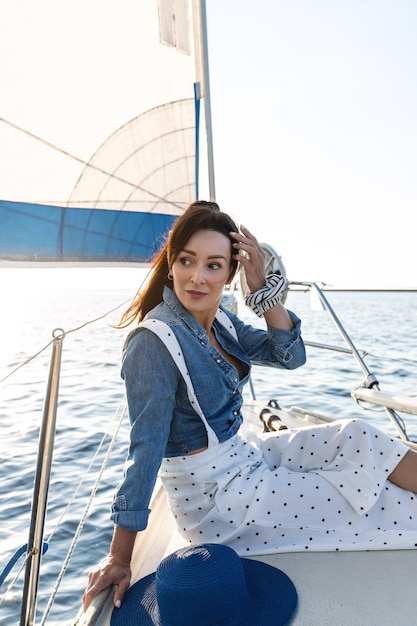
[1,0,416,290]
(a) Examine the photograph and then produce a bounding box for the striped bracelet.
[244,274,288,317]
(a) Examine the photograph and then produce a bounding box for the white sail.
[0,0,210,264]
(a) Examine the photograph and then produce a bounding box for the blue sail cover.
[0,200,177,265]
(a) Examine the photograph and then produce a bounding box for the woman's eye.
[177,257,223,270]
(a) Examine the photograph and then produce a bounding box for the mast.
[195,0,216,201]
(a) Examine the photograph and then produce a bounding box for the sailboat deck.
[77,479,417,626]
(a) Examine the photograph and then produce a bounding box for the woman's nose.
[190,265,205,284]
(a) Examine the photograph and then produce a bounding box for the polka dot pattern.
[160,419,417,554]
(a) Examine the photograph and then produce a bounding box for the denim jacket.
[111,287,306,531]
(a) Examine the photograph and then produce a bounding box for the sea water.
[0,286,416,625]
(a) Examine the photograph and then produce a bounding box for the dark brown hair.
[117,200,240,327]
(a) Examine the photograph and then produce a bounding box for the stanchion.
[20,329,65,626]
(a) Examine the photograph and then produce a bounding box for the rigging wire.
[0,398,127,612]
[0,294,133,605]
[39,400,127,624]
[0,297,131,385]
[44,400,126,548]
[0,266,151,386]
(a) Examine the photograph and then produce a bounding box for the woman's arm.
[263,300,294,330]
[111,330,179,530]
[84,331,179,610]
[83,525,136,610]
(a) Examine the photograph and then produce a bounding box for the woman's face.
[171,229,232,324]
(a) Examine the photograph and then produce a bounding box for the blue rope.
[0,542,49,587]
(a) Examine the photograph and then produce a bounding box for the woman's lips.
[187,290,207,298]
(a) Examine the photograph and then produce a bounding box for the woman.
[84,201,417,612]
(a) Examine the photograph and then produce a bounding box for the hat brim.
[110,556,297,626]
[241,557,298,625]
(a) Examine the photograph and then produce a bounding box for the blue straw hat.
[110,543,297,626]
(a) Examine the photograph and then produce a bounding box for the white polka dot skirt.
[160,419,417,554]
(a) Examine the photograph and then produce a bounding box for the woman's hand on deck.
[82,554,131,611]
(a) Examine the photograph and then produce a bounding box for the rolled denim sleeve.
[267,310,306,368]
[111,496,150,532]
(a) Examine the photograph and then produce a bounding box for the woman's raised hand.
[231,225,266,293]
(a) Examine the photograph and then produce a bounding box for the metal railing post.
[20,329,65,626]
[291,282,409,441]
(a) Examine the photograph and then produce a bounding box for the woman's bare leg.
[388,449,417,493]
